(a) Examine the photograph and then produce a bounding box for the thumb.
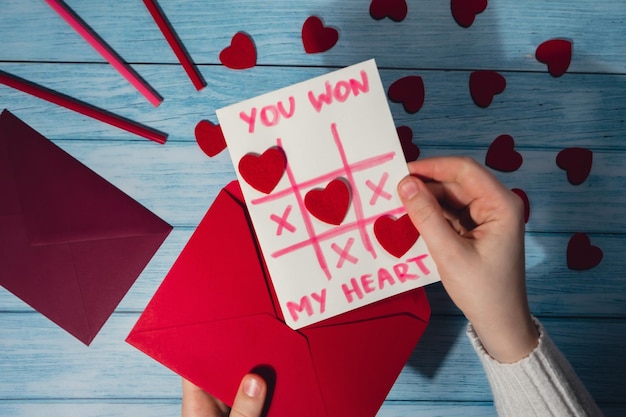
[229,374,267,417]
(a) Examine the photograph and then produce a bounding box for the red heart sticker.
[485,135,523,172]
[238,147,287,194]
[374,214,419,258]
[304,179,351,225]
[511,188,530,224]
[396,126,421,162]
[567,233,603,271]
[370,0,408,22]
[470,70,506,108]
[388,76,425,114]
[219,32,257,70]
[302,16,339,54]
[451,0,488,28]
[194,120,226,157]
[556,147,592,185]
[536,39,573,77]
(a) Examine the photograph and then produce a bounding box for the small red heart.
[304,179,351,225]
[470,70,506,108]
[536,39,573,77]
[388,76,425,114]
[567,233,603,271]
[374,214,420,258]
[485,135,523,172]
[194,120,226,157]
[556,147,592,185]
[396,126,420,161]
[511,188,530,224]
[451,0,488,28]
[238,147,287,194]
[370,0,408,22]
[302,16,339,54]
[219,32,257,70]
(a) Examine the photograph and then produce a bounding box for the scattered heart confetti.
[388,76,425,114]
[485,135,523,172]
[536,39,573,77]
[304,179,351,225]
[511,188,530,223]
[238,147,287,194]
[556,147,593,185]
[396,125,420,161]
[219,32,257,70]
[302,16,339,54]
[370,0,408,22]
[194,120,226,157]
[470,70,506,108]
[374,214,420,258]
[451,0,488,28]
[567,233,603,271]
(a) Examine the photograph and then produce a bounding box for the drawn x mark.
[270,205,296,236]
[331,237,358,268]
[366,172,392,205]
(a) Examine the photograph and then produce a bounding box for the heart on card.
[388,76,425,114]
[194,120,226,157]
[567,233,603,271]
[304,179,351,225]
[536,39,573,77]
[486,135,523,172]
[511,188,530,224]
[556,147,592,185]
[470,70,506,108]
[370,0,408,22]
[396,126,421,161]
[374,214,419,258]
[219,32,257,70]
[238,147,287,194]
[302,16,339,54]
[451,0,488,28]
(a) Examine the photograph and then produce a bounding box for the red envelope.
[0,109,172,345]
[127,180,430,417]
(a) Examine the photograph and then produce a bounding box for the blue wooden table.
[1,1,625,416]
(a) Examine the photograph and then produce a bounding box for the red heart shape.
[219,32,257,70]
[536,39,573,77]
[470,70,506,108]
[304,179,351,225]
[396,126,420,161]
[238,148,286,194]
[511,188,530,224]
[485,135,523,172]
[194,120,226,157]
[374,214,420,258]
[370,0,408,22]
[388,76,425,114]
[302,16,339,54]
[556,147,592,185]
[567,233,603,271]
[451,0,488,28]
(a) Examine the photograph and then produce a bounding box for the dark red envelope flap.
[0,109,171,246]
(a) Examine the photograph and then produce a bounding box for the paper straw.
[44,0,163,107]
[0,70,168,144]
[143,0,206,91]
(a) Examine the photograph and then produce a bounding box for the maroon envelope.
[127,180,430,417]
[0,109,172,345]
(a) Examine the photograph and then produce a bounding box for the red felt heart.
[194,120,226,157]
[556,147,592,185]
[511,188,530,224]
[304,179,351,225]
[374,214,420,258]
[219,32,257,70]
[396,126,420,161]
[567,233,603,271]
[451,0,488,28]
[302,16,339,54]
[388,76,425,114]
[238,148,287,194]
[370,0,408,22]
[536,39,573,77]
[470,70,506,108]
[485,135,523,172]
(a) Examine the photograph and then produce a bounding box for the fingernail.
[243,376,262,398]
[399,179,419,200]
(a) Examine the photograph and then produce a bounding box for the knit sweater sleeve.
[467,318,604,417]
